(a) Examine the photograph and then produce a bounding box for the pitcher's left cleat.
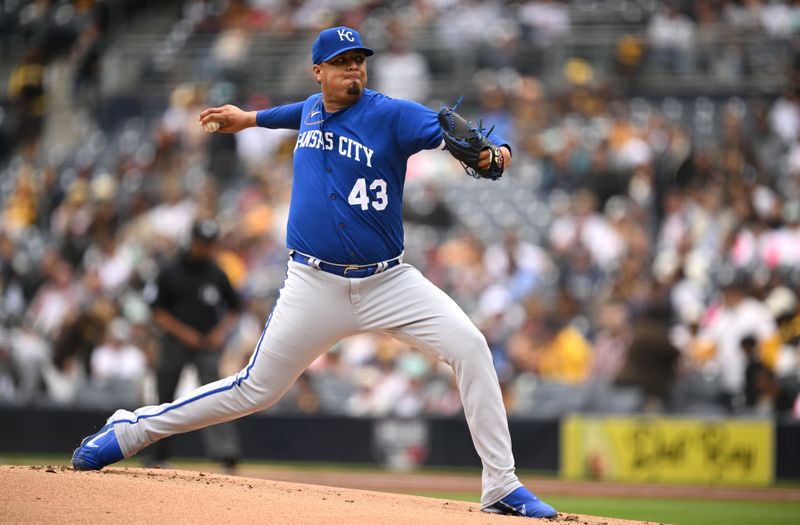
[483,486,558,519]
[71,422,124,471]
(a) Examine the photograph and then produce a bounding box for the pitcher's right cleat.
[71,422,124,471]
[483,486,558,519]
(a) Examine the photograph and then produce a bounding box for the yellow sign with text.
[561,416,773,486]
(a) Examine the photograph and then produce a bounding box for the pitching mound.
[0,465,658,524]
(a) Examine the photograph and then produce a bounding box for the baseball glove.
[438,97,504,181]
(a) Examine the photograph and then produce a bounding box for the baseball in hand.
[203,120,221,133]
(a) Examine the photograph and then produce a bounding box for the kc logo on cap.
[312,26,374,64]
[337,29,355,42]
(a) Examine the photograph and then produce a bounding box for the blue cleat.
[71,422,124,471]
[483,486,558,519]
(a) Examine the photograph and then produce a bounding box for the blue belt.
[289,251,402,278]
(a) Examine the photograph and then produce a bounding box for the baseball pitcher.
[72,26,556,519]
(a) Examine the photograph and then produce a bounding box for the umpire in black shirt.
[148,219,242,470]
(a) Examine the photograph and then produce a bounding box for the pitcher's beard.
[346,81,362,96]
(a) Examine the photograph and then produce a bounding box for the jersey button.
[330,194,336,200]
[350,251,356,257]
[339,223,345,229]
[326,168,332,173]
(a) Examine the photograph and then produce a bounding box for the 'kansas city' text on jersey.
[256,89,508,265]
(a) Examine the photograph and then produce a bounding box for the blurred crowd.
[1,0,800,421]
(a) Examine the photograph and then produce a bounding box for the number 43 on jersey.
[348,178,387,211]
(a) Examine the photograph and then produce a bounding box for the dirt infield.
[231,465,800,502]
[0,465,659,525]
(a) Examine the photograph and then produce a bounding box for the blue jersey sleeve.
[394,99,443,156]
[256,101,305,130]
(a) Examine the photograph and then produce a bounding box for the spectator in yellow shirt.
[508,316,593,384]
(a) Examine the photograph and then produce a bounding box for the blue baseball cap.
[312,26,374,65]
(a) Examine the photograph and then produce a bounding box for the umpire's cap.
[312,26,374,64]
[191,219,220,243]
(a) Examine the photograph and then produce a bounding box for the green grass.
[546,496,800,525]
[409,492,800,525]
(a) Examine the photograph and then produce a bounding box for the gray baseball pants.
[111,260,522,507]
